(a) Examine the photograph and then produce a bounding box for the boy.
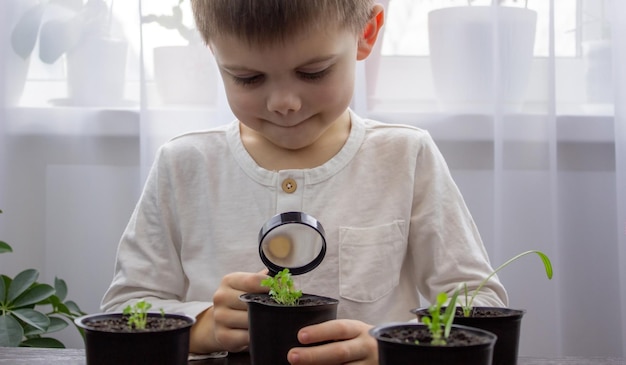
[101,1,507,364]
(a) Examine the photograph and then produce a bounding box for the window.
[370,0,613,115]
[381,0,578,57]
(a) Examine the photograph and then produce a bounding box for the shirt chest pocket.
[338,220,406,303]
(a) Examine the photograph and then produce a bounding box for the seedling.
[419,288,460,346]
[461,250,553,317]
[261,268,302,306]
[123,300,152,330]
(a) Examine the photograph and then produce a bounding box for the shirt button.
[282,178,297,193]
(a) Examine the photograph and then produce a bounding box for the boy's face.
[209,25,359,152]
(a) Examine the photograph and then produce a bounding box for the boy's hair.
[191,0,375,46]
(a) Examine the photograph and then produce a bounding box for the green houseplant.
[370,290,497,365]
[75,299,195,365]
[0,209,85,348]
[413,250,553,365]
[240,269,338,365]
[10,0,128,106]
[142,0,217,105]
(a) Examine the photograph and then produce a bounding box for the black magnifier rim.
[258,211,326,276]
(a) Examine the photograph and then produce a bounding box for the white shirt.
[101,111,507,324]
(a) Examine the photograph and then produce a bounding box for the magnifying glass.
[259,211,326,276]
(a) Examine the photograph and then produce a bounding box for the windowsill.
[5,81,616,143]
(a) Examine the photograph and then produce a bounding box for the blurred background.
[1,0,624,358]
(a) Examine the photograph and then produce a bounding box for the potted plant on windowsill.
[0,209,86,348]
[371,290,497,365]
[412,250,553,365]
[428,0,537,113]
[10,0,128,107]
[240,269,339,365]
[142,0,218,106]
[74,300,195,365]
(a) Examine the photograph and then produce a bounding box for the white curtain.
[1,0,624,357]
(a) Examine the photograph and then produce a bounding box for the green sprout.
[261,268,302,306]
[461,250,553,317]
[123,300,152,330]
[419,288,460,346]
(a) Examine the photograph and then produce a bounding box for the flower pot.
[370,323,497,365]
[75,312,195,365]
[153,45,218,106]
[65,37,128,107]
[240,293,339,365]
[413,307,525,365]
[428,6,537,113]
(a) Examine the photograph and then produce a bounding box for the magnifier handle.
[267,268,279,277]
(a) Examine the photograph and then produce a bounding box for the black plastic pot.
[240,293,339,365]
[371,323,497,365]
[75,312,195,365]
[413,307,525,365]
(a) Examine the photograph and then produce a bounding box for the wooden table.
[0,347,624,365]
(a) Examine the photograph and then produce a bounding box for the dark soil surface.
[242,293,337,306]
[83,316,191,333]
[415,306,521,318]
[456,307,514,318]
[379,326,493,346]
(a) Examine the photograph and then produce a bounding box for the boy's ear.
[357,4,385,61]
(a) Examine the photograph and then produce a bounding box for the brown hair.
[190,0,375,46]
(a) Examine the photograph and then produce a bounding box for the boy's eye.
[232,74,264,86]
[297,68,330,81]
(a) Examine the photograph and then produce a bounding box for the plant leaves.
[44,316,69,334]
[534,251,554,279]
[11,283,55,308]
[53,301,71,316]
[64,300,83,316]
[11,308,50,332]
[0,241,12,253]
[10,3,46,60]
[0,275,12,304]
[38,18,82,64]
[0,275,6,304]
[0,314,24,347]
[21,337,65,348]
[7,269,39,304]
[54,277,68,302]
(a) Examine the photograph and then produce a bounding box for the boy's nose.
[267,89,301,115]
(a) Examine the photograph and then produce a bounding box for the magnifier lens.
[259,212,326,275]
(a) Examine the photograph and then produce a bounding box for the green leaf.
[54,278,68,302]
[0,275,6,303]
[44,316,69,334]
[11,283,55,308]
[0,314,24,347]
[11,308,50,332]
[10,3,46,59]
[444,287,460,339]
[7,269,39,304]
[64,300,83,316]
[21,337,65,348]
[534,251,554,279]
[0,241,12,253]
[53,301,71,316]
[22,317,67,336]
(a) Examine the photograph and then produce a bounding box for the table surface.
[0,347,624,365]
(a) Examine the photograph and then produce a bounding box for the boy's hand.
[287,319,378,365]
[190,270,269,354]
